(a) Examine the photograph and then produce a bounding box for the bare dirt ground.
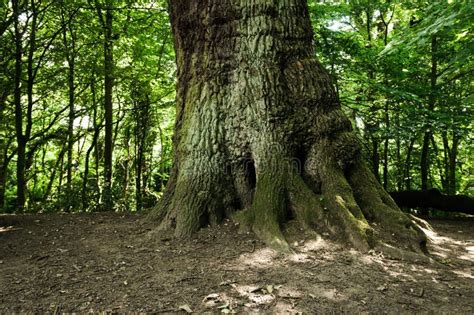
[1,212,473,313]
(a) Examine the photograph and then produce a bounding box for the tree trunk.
[82,118,101,211]
[13,0,26,211]
[103,6,114,211]
[0,148,10,211]
[442,131,459,195]
[61,6,77,208]
[395,108,403,191]
[44,147,66,202]
[404,137,416,190]
[95,1,114,210]
[382,100,389,190]
[152,0,426,254]
[133,87,151,212]
[420,36,438,191]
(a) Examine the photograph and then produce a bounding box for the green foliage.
[310,0,473,196]
[0,0,472,213]
[0,0,175,213]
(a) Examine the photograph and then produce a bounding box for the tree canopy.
[0,0,472,214]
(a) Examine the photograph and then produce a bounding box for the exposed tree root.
[153,149,427,257]
[233,171,291,252]
[348,161,428,254]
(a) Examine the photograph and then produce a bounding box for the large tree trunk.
[153,0,427,254]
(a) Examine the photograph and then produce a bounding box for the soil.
[0,212,473,313]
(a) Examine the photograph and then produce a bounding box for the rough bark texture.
[152,0,427,254]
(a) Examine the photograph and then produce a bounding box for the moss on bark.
[151,0,427,256]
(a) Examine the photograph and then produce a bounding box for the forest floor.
[0,212,473,314]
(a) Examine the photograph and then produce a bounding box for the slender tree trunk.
[93,0,114,210]
[420,36,438,191]
[0,67,11,210]
[395,108,402,191]
[404,137,416,191]
[135,141,143,212]
[449,136,459,195]
[102,5,114,210]
[82,124,101,210]
[125,142,130,210]
[61,7,76,208]
[44,147,66,202]
[134,96,148,212]
[90,78,101,200]
[57,150,65,201]
[442,131,459,195]
[152,0,426,255]
[13,0,26,211]
[430,134,445,189]
[382,100,389,190]
[0,149,10,210]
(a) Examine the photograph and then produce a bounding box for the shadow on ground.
[0,213,473,313]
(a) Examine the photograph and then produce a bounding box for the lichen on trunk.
[151,0,427,255]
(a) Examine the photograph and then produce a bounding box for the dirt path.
[1,213,473,313]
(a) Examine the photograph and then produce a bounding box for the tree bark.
[153,0,426,254]
[13,0,26,211]
[95,0,114,210]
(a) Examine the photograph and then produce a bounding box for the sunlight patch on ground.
[289,253,313,263]
[238,248,279,268]
[386,269,417,282]
[231,284,277,308]
[0,226,20,233]
[423,227,464,246]
[309,287,343,301]
[298,236,328,253]
[458,245,474,262]
[423,226,474,262]
[422,268,437,274]
[358,255,374,265]
[452,269,473,279]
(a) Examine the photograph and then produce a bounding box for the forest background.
[0,0,472,214]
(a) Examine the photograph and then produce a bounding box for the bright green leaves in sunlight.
[0,0,175,212]
[309,0,473,196]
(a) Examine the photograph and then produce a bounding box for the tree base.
[150,154,427,256]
